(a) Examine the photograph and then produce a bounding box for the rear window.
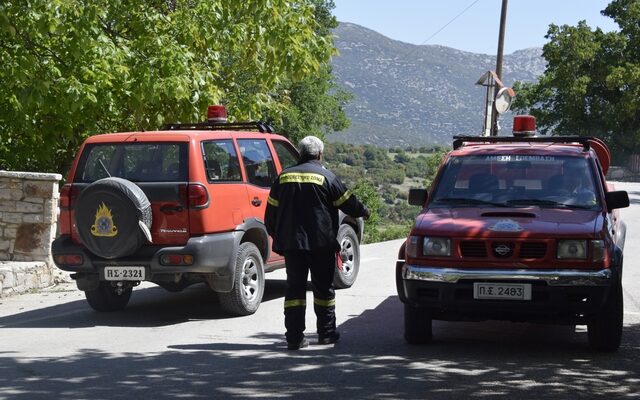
[76,142,188,183]
[431,155,600,209]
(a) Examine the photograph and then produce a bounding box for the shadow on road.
[0,278,289,329]
[1,296,638,399]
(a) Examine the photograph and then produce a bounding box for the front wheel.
[333,224,360,289]
[404,304,432,345]
[587,281,623,352]
[218,242,265,316]
[84,282,133,312]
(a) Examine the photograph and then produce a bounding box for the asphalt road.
[1,182,639,399]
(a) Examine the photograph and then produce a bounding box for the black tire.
[587,281,623,352]
[85,282,132,312]
[218,242,265,316]
[404,304,433,345]
[334,224,360,289]
[75,177,152,259]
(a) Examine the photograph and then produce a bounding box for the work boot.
[318,331,340,345]
[287,338,309,350]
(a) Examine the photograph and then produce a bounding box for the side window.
[202,140,242,182]
[237,139,277,187]
[272,140,299,170]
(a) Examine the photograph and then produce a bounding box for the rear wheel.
[404,304,433,345]
[333,224,360,289]
[218,242,265,316]
[85,282,133,312]
[587,281,623,352]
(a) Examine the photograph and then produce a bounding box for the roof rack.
[452,135,591,151]
[161,121,275,133]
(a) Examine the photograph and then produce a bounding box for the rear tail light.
[187,183,209,208]
[54,254,84,266]
[59,184,80,209]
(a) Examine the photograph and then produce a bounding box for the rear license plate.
[473,282,532,300]
[104,266,145,281]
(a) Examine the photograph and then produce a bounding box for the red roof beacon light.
[207,105,228,123]
[513,115,536,137]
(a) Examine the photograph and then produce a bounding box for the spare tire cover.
[75,177,152,259]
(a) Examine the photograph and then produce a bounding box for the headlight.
[591,240,605,262]
[557,240,587,259]
[423,237,451,257]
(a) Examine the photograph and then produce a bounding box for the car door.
[236,138,277,222]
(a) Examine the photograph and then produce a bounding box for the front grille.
[519,242,547,259]
[460,241,487,257]
[459,240,548,260]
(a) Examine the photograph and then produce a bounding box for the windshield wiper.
[506,199,595,209]
[434,197,507,207]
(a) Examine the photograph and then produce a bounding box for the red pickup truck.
[396,121,629,352]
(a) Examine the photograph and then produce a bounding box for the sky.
[332,0,619,54]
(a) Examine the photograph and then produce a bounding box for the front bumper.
[397,262,618,323]
[403,265,613,286]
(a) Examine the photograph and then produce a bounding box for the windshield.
[431,154,600,209]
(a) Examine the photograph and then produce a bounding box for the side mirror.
[408,188,428,206]
[605,190,629,210]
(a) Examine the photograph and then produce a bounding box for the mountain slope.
[329,22,546,148]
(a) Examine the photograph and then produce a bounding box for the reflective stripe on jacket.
[265,159,367,253]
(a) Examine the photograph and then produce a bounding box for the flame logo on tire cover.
[91,202,118,237]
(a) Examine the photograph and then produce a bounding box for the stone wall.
[0,170,63,296]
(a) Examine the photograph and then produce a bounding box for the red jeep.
[396,118,629,351]
[52,106,363,315]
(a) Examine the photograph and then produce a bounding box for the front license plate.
[104,266,145,281]
[473,282,532,300]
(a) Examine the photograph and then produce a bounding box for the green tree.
[512,0,640,163]
[0,0,334,173]
[264,0,351,145]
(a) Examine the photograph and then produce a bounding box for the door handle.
[251,197,262,207]
[160,205,184,213]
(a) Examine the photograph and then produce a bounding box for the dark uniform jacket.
[265,159,368,253]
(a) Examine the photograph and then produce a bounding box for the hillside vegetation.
[323,142,447,243]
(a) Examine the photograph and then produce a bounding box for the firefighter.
[265,136,370,350]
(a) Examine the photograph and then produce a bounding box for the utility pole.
[491,0,508,136]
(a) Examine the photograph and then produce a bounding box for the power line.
[400,0,482,60]
[418,0,483,46]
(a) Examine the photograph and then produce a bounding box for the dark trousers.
[283,250,336,343]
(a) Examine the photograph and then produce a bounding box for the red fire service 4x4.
[53,106,363,316]
[396,115,630,351]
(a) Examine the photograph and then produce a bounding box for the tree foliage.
[0,0,336,173]
[512,0,640,163]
